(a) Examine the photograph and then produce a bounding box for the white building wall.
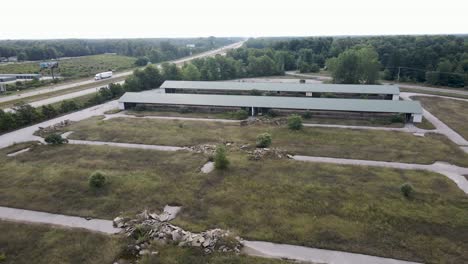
[118,102,125,110]
[392,94,399,100]
[412,114,422,123]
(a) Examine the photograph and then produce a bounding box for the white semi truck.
[94,71,113,80]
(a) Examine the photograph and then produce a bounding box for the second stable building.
[119,92,423,123]
[161,80,401,100]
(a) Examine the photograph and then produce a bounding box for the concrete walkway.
[303,123,432,134]
[294,155,468,194]
[68,139,184,152]
[0,205,420,264]
[0,206,119,234]
[401,92,468,146]
[104,112,240,123]
[243,241,420,264]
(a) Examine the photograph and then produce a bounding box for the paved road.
[243,241,420,264]
[0,41,244,105]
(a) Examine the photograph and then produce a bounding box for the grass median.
[0,144,467,263]
[65,116,468,166]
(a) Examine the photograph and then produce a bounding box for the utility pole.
[397,67,401,83]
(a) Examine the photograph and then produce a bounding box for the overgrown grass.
[126,110,246,120]
[0,220,123,264]
[0,145,467,263]
[0,54,136,79]
[414,96,468,139]
[66,116,468,166]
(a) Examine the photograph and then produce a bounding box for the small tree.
[288,114,303,130]
[89,171,106,188]
[400,182,414,198]
[214,145,229,170]
[256,133,272,148]
[44,133,68,145]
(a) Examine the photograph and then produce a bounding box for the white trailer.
[94,71,113,80]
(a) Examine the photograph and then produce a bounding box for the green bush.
[231,109,248,120]
[400,182,414,198]
[302,111,312,119]
[0,252,6,262]
[44,133,68,145]
[288,114,303,130]
[214,145,229,170]
[391,114,404,123]
[266,109,279,118]
[256,133,272,148]
[89,171,107,188]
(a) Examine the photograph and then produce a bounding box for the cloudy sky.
[1,0,467,39]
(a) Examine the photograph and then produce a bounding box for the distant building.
[119,81,423,123]
[0,74,41,82]
[186,44,196,48]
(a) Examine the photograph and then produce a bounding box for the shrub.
[309,63,320,73]
[256,133,272,148]
[44,133,68,145]
[0,252,5,262]
[400,182,414,198]
[231,109,248,120]
[134,105,147,112]
[214,145,229,170]
[391,114,404,123]
[288,114,303,130]
[89,171,107,188]
[266,109,279,118]
[302,111,312,119]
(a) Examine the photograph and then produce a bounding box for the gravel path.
[0,206,119,234]
[243,241,420,264]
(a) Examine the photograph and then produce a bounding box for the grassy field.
[65,116,468,166]
[400,87,468,99]
[0,221,122,264]
[0,54,136,79]
[414,96,468,139]
[0,221,286,264]
[0,144,467,263]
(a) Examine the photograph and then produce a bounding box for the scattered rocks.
[201,161,215,173]
[186,144,217,154]
[114,208,242,262]
[240,117,287,127]
[247,147,291,160]
[35,120,73,137]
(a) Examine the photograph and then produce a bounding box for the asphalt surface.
[0,41,245,105]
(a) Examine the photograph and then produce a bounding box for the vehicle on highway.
[94,71,113,80]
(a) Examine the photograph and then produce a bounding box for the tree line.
[0,37,238,62]
[245,35,468,87]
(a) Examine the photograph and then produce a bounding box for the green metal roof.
[119,92,422,114]
[160,80,400,95]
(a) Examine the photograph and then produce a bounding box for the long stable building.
[161,80,401,100]
[119,90,423,123]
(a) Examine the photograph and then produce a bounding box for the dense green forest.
[0,37,238,63]
[245,35,468,87]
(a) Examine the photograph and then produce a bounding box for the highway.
[0,41,244,106]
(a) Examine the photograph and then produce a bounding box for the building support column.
[251,107,255,116]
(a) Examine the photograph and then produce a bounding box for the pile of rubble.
[240,117,287,127]
[185,144,217,154]
[35,120,73,137]
[247,147,293,160]
[114,209,242,260]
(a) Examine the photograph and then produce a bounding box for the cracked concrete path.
[401,92,468,146]
[0,205,420,264]
[243,241,420,264]
[0,206,119,234]
[104,112,240,123]
[68,139,184,151]
[294,155,468,194]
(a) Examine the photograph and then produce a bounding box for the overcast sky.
[1,0,467,39]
